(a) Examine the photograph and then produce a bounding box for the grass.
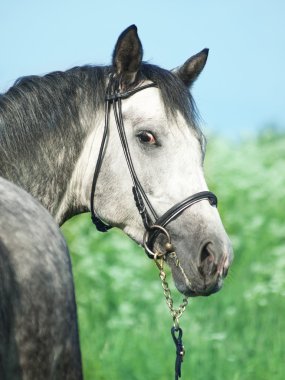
[62,129,285,380]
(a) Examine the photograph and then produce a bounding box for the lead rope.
[143,225,191,379]
[154,254,189,379]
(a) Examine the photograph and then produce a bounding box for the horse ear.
[173,48,209,87]
[112,25,143,87]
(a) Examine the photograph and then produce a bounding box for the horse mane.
[0,66,107,150]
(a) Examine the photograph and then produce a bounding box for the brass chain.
[154,255,188,328]
[146,229,190,379]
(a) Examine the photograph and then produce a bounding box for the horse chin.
[168,259,224,298]
[176,280,223,297]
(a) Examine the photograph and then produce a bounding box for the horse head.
[87,25,233,297]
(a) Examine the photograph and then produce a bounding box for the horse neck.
[0,67,106,224]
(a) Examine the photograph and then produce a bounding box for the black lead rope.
[171,326,185,380]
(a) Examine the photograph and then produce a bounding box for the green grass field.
[62,130,285,380]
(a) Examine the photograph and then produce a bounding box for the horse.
[0,25,233,297]
[0,177,82,379]
[0,24,233,377]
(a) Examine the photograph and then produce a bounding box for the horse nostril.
[198,243,217,277]
[223,266,229,278]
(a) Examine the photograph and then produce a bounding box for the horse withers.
[0,178,82,380]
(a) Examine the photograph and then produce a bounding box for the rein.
[90,75,218,379]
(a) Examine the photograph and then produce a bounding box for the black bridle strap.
[90,97,112,232]
[144,191,217,256]
[113,96,158,223]
[90,80,158,232]
[155,191,217,228]
[105,83,159,101]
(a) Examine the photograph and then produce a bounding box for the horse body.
[0,177,82,379]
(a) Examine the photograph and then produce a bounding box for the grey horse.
[0,177,82,380]
[0,24,233,379]
[0,25,233,296]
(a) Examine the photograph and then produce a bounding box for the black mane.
[0,66,108,156]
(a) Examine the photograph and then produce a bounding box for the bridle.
[90,74,218,379]
[90,74,218,259]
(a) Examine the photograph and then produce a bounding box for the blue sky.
[1,0,284,138]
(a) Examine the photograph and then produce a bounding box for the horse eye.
[137,131,156,145]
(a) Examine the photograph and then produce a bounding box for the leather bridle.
[90,75,218,259]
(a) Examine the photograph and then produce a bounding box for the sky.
[0,0,284,138]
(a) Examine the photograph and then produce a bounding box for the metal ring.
[173,317,180,330]
[143,224,171,258]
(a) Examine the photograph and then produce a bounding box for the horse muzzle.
[169,236,233,297]
[144,221,233,297]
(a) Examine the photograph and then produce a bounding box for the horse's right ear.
[172,48,209,88]
[112,25,143,88]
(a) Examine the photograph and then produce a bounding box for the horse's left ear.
[172,48,209,88]
[112,25,143,87]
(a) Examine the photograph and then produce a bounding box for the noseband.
[90,75,217,259]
